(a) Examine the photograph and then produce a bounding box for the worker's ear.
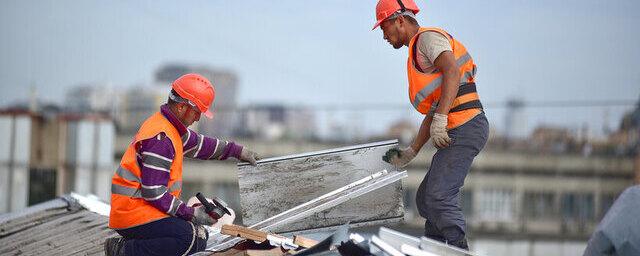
[396,15,406,28]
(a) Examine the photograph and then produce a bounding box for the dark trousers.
[116,217,208,256]
[416,112,489,244]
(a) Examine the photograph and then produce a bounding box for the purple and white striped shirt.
[135,104,243,221]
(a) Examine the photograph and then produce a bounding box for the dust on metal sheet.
[237,140,404,233]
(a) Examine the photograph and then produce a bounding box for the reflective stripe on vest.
[111,166,183,198]
[411,52,475,109]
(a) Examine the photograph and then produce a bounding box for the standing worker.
[104,73,261,256]
[376,0,489,250]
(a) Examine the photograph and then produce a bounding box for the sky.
[1,0,639,137]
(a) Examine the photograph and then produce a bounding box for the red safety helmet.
[171,73,215,119]
[372,0,420,30]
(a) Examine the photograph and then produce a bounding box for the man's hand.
[239,148,261,166]
[192,206,217,226]
[382,147,417,168]
[430,113,451,148]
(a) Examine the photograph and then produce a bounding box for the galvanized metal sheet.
[237,140,404,233]
[206,169,407,252]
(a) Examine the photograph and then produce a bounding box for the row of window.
[404,188,618,223]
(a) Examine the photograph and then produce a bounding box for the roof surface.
[0,195,117,256]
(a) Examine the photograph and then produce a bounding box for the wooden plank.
[222,224,268,243]
[293,235,318,248]
[221,224,318,249]
[237,140,404,233]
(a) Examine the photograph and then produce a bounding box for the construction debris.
[206,168,408,252]
[215,225,479,256]
[221,224,318,250]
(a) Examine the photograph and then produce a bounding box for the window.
[478,188,514,222]
[561,193,595,221]
[29,168,57,205]
[523,191,556,220]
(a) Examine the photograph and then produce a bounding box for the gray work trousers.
[416,112,489,243]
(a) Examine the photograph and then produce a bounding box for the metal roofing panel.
[207,169,407,252]
[237,140,404,234]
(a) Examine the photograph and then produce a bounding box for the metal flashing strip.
[280,216,404,238]
[419,236,477,256]
[371,235,405,256]
[237,139,398,166]
[204,169,408,252]
[378,226,421,249]
[379,227,477,256]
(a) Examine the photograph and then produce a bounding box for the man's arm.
[182,128,243,160]
[433,51,461,115]
[411,115,433,152]
[182,128,261,165]
[429,51,460,148]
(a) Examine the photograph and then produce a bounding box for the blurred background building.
[2,65,639,255]
[0,108,114,213]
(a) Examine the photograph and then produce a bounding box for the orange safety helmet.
[372,0,420,30]
[171,73,215,119]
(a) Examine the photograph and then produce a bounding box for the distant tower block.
[504,98,527,140]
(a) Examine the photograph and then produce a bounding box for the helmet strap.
[396,0,406,12]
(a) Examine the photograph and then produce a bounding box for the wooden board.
[237,140,404,233]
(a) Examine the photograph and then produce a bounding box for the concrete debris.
[208,225,479,256]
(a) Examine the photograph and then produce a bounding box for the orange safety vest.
[109,112,184,229]
[407,27,483,129]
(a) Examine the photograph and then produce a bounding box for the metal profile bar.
[419,236,477,256]
[380,227,477,256]
[371,235,404,256]
[237,139,398,166]
[204,169,408,252]
[378,226,421,250]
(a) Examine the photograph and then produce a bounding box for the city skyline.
[1,0,639,137]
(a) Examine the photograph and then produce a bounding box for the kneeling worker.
[104,73,261,256]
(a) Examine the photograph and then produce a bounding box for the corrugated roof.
[0,195,117,256]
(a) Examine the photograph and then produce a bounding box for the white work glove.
[239,147,261,166]
[383,147,417,168]
[191,206,217,226]
[430,113,452,149]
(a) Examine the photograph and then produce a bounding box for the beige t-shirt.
[415,31,452,73]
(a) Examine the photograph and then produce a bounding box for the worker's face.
[176,103,202,127]
[380,18,404,49]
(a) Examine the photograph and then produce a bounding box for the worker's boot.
[442,227,469,250]
[104,237,126,256]
[449,237,469,251]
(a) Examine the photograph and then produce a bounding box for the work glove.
[191,205,217,226]
[382,147,417,168]
[430,113,452,149]
[239,147,261,166]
